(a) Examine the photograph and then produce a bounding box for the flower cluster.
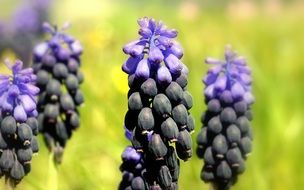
[0,0,52,66]
[32,23,84,164]
[121,17,194,189]
[0,60,39,186]
[196,46,254,189]
[119,146,147,190]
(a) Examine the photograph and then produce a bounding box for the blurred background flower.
[0,0,52,66]
[1,0,304,190]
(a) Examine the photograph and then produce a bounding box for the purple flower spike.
[0,59,40,184]
[33,23,84,165]
[197,45,255,189]
[121,18,193,190]
[0,60,39,122]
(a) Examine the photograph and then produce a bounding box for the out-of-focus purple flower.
[13,4,40,32]
[33,23,83,61]
[122,17,187,78]
[0,0,52,67]
[203,45,254,105]
[197,45,254,189]
[0,60,39,122]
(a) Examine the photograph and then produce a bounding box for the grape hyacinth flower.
[0,60,39,186]
[32,23,84,164]
[121,17,194,189]
[196,45,254,190]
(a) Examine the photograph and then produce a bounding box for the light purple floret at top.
[33,22,83,60]
[122,17,188,84]
[203,45,255,105]
[0,60,39,122]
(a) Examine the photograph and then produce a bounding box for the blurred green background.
[1,0,304,189]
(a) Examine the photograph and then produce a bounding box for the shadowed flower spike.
[0,59,39,186]
[120,17,194,190]
[197,45,254,190]
[32,23,84,164]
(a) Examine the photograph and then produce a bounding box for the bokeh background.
[1,0,304,189]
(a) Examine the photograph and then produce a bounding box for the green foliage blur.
[1,0,304,189]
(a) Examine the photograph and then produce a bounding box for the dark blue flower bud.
[158,165,172,188]
[161,117,179,142]
[1,116,17,136]
[18,123,33,145]
[138,108,154,134]
[176,130,192,161]
[207,116,222,134]
[153,94,172,117]
[10,160,25,181]
[172,104,188,127]
[148,134,167,160]
[140,79,158,97]
[128,92,143,111]
[53,63,68,79]
[60,93,75,112]
[0,150,14,171]
[181,91,193,110]
[66,74,79,92]
[17,148,33,163]
[131,176,146,190]
[212,134,228,158]
[216,161,232,179]
[165,82,183,103]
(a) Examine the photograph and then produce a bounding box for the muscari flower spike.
[197,45,254,190]
[0,60,39,186]
[32,23,84,164]
[120,17,194,190]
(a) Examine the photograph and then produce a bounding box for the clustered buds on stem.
[0,60,39,186]
[196,46,254,190]
[32,23,84,164]
[119,146,147,190]
[120,17,194,190]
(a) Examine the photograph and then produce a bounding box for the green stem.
[47,153,58,190]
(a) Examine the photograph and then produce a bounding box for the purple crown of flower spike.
[0,60,39,122]
[203,45,254,105]
[122,17,188,84]
[33,22,83,61]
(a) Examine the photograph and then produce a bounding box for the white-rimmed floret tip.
[121,17,194,189]
[32,23,84,164]
[197,46,254,189]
